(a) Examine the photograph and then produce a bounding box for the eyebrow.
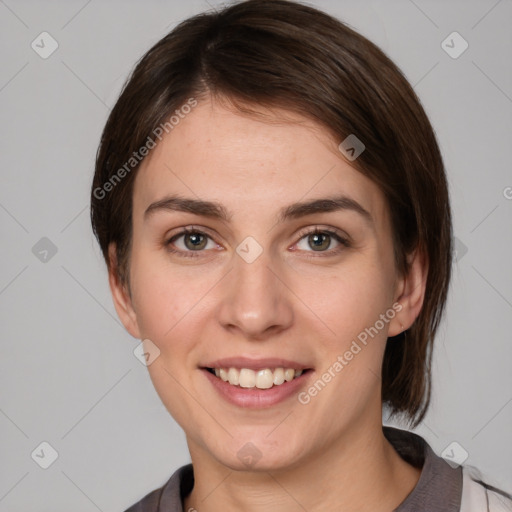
[144,195,373,224]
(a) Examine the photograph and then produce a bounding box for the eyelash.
[165,226,350,259]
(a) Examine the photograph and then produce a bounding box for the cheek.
[296,263,394,341]
[293,269,394,424]
[129,250,212,340]
[128,256,217,425]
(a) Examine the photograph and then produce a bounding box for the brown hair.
[91,0,452,428]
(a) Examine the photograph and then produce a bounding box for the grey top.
[124,426,463,512]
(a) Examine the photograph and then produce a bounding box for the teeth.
[256,369,274,389]
[211,367,305,389]
[284,368,295,382]
[239,368,256,388]
[273,368,285,385]
[227,367,239,386]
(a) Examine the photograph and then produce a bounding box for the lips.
[200,357,313,407]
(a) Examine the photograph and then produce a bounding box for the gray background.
[1,0,511,510]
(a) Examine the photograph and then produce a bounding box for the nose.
[215,248,294,340]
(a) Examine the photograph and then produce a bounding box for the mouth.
[204,366,310,389]
[200,357,314,407]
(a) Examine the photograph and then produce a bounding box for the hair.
[91,0,452,428]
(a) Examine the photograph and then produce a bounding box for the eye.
[294,228,350,255]
[165,226,350,259]
[166,228,219,257]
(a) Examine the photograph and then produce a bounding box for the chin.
[211,438,305,473]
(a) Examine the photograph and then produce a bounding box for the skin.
[110,95,427,511]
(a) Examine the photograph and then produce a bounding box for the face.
[110,96,423,472]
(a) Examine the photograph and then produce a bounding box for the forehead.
[133,97,388,224]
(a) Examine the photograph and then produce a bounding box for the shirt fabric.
[124,426,512,512]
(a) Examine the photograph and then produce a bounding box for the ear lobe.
[108,243,141,339]
[388,247,429,337]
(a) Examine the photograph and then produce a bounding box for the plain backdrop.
[1,0,511,510]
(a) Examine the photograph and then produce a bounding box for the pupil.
[310,233,329,251]
[186,233,206,250]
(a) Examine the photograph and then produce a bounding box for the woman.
[90,1,512,510]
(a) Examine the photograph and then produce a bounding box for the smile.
[207,367,304,389]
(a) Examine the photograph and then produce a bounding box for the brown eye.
[294,228,350,256]
[166,228,218,257]
[308,232,331,251]
[183,232,208,250]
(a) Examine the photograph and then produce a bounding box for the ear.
[388,246,428,337]
[108,243,141,339]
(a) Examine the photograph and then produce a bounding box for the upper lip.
[202,357,311,371]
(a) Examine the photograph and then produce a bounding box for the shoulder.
[123,485,165,512]
[122,463,194,512]
[461,464,512,512]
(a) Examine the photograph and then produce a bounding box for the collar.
[383,426,462,511]
[135,426,463,511]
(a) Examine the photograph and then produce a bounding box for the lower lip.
[202,369,311,408]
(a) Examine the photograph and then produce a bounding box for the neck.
[183,421,421,512]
